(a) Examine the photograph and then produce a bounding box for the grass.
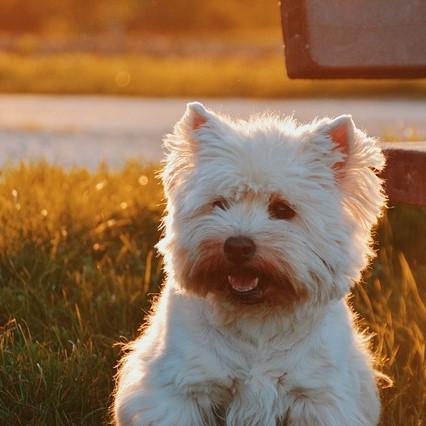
[0,162,424,425]
[1,51,426,98]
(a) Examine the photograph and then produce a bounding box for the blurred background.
[0,0,425,167]
[0,1,424,425]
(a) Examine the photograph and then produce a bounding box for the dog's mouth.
[226,271,263,303]
[188,253,302,307]
[228,273,259,292]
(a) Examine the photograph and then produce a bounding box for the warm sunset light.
[0,2,424,426]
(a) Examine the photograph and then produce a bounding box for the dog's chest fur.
[174,299,324,425]
[192,372,291,425]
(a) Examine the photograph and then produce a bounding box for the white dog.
[113,102,386,425]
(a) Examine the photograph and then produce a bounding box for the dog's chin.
[187,263,302,307]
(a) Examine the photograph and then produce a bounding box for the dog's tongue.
[228,274,259,292]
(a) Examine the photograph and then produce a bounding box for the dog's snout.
[224,236,256,263]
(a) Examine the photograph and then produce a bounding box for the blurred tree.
[0,0,48,33]
[0,0,279,36]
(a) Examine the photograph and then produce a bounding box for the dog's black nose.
[224,236,256,264]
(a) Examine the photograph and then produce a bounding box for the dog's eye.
[213,198,229,210]
[269,200,296,220]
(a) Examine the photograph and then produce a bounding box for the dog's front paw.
[114,387,207,426]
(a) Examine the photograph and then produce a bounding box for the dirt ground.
[0,95,425,168]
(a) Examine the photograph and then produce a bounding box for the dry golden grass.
[0,162,424,424]
[0,51,426,98]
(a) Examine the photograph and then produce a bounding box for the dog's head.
[158,102,385,309]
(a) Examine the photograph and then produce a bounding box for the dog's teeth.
[228,275,259,292]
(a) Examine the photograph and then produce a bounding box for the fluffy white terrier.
[113,102,386,426]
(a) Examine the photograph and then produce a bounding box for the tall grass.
[0,162,163,424]
[0,162,424,425]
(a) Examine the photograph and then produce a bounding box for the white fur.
[113,102,386,425]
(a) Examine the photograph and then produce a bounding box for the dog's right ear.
[162,102,220,194]
[167,101,221,151]
[183,101,213,131]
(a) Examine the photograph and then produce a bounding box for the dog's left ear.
[325,115,353,172]
[312,114,386,178]
[314,115,355,176]
[311,114,386,234]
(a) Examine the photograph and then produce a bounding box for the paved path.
[0,95,425,168]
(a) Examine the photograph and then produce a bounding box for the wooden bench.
[280,1,426,206]
[382,143,426,205]
[280,0,426,79]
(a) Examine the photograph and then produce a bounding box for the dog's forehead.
[196,127,311,195]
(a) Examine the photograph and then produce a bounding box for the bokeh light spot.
[96,181,106,191]
[138,175,149,186]
[115,71,131,88]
